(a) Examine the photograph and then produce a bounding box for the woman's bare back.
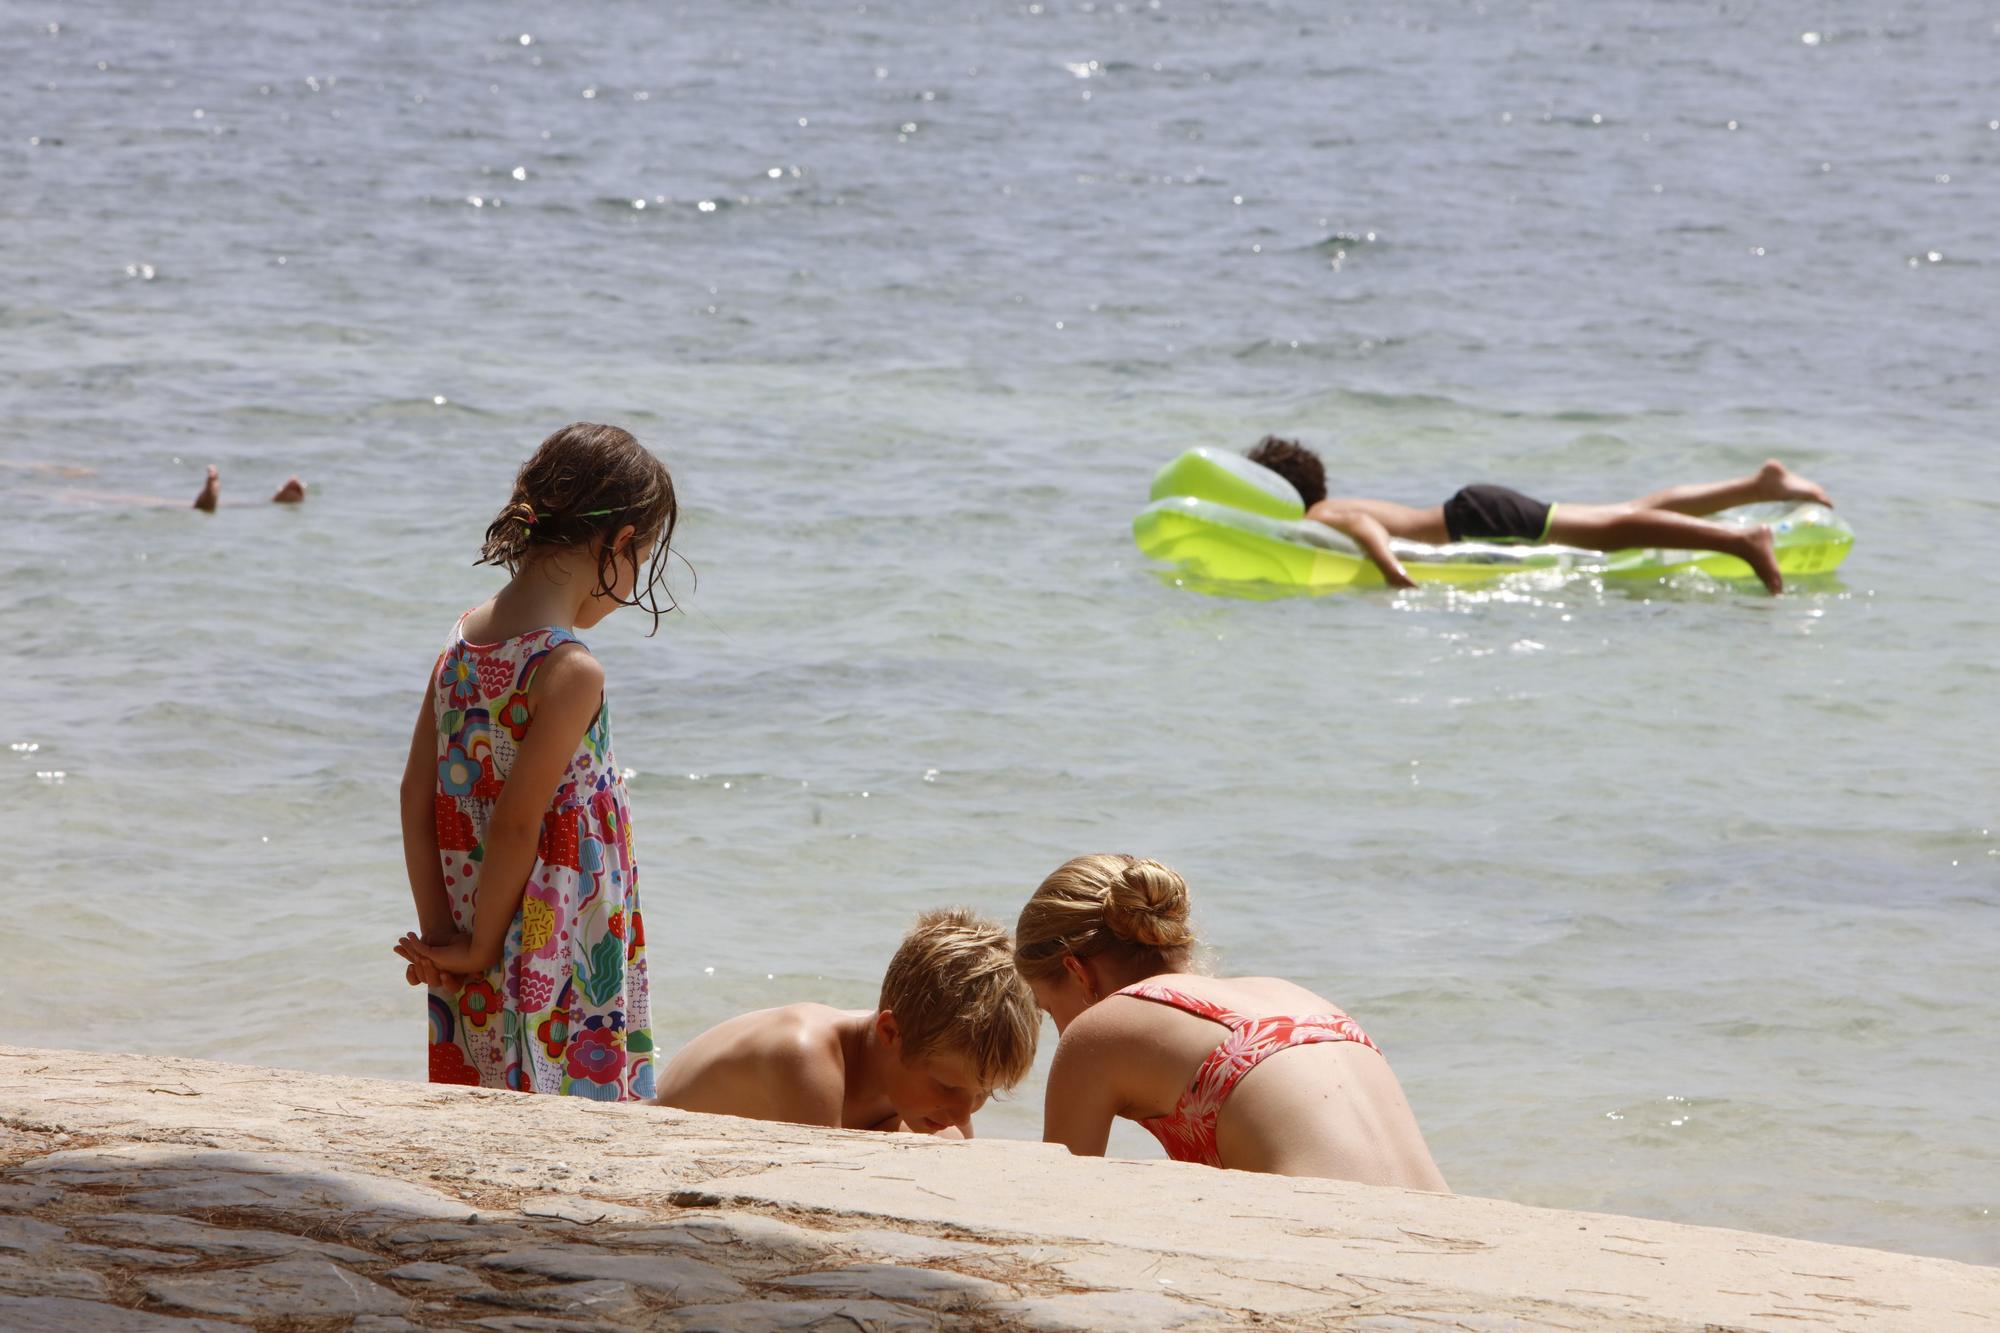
[1106,974,1447,1190]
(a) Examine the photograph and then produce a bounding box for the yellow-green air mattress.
[1134,448,1854,592]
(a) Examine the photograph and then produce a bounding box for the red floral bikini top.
[1115,982,1380,1168]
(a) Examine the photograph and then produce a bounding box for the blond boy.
[654,908,1037,1137]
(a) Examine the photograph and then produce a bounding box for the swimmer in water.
[193,465,307,511]
[1244,437,1833,595]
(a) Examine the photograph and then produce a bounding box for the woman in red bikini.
[1013,854,1448,1189]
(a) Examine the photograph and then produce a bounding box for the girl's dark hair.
[478,422,680,634]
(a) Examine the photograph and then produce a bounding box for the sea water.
[1,0,1995,1265]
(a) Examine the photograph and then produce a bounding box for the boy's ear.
[875,1009,901,1051]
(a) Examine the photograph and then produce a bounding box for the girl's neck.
[471,550,598,641]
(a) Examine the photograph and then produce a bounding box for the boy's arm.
[1316,507,1417,588]
[396,646,604,975]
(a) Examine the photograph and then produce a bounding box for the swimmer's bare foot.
[1756,459,1833,508]
[1739,524,1782,594]
[271,476,306,503]
[193,465,219,512]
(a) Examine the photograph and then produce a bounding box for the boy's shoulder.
[748,1002,848,1062]
[656,1003,853,1125]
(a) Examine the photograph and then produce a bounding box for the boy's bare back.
[1308,497,1450,544]
[652,909,1039,1138]
[654,1003,892,1130]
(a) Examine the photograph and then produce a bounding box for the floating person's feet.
[1742,524,1782,595]
[271,476,306,504]
[1757,459,1833,509]
[193,465,219,512]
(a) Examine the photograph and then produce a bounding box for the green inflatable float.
[1133,448,1854,591]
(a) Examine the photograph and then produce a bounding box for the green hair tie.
[521,505,616,534]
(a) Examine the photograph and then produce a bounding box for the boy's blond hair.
[879,907,1038,1090]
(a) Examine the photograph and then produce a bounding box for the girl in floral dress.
[394,423,677,1101]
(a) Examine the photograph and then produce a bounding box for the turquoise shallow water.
[2,0,1996,1263]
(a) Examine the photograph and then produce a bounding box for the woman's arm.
[397,645,605,975]
[1041,1018,1124,1157]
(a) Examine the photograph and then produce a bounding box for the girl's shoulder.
[433,611,598,710]
[452,604,591,656]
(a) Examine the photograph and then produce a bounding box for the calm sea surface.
[3,0,1995,1264]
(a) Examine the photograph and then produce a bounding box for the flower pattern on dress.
[437,745,479,796]
[536,1006,572,1059]
[498,692,533,740]
[425,616,653,1102]
[458,977,500,1029]
[566,1025,626,1085]
[439,647,481,708]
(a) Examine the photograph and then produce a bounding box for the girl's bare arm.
[397,645,604,975]
[399,674,454,939]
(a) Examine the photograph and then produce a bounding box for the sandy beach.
[2,1045,1992,1330]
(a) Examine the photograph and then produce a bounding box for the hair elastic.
[523,505,618,534]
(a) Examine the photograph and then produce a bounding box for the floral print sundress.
[425,616,653,1101]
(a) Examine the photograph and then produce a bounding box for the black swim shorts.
[1442,484,1555,544]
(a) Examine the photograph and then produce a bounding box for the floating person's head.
[1245,435,1326,506]
[1013,854,1199,1034]
[478,422,680,632]
[874,908,1039,1132]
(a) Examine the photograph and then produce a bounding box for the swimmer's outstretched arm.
[1319,508,1416,589]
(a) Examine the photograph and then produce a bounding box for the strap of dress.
[1115,982,1246,1030]
[517,628,585,694]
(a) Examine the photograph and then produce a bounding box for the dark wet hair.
[1245,435,1326,507]
[478,422,680,634]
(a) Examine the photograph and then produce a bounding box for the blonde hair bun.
[1101,857,1195,950]
[1013,853,1199,983]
